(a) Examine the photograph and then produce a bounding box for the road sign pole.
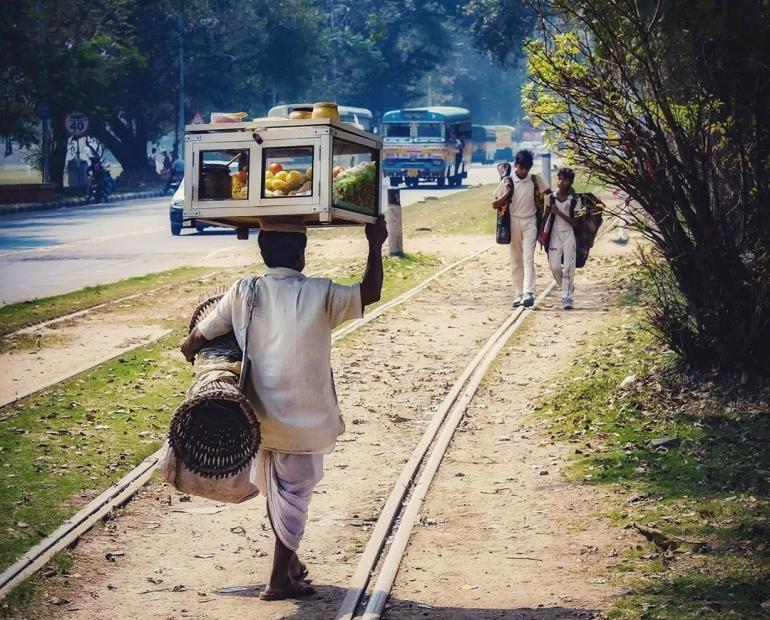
[176,2,184,156]
[41,118,50,184]
[387,188,404,257]
[76,138,81,186]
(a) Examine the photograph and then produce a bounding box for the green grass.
[0,332,190,614]
[336,252,442,302]
[534,292,770,618]
[0,168,42,185]
[0,332,73,354]
[0,250,444,616]
[405,184,498,237]
[573,173,605,195]
[0,266,214,337]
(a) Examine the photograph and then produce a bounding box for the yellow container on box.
[311,102,340,122]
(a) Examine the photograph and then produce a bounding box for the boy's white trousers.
[548,227,576,304]
[510,215,538,298]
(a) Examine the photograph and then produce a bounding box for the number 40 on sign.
[65,112,89,137]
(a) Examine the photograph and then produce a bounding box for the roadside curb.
[0,190,167,216]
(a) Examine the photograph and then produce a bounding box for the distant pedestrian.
[616,195,632,244]
[165,151,184,192]
[148,147,158,174]
[453,132,464,177]
[546,167,582,310]
[508,150,550,308]
[161,150,172,179]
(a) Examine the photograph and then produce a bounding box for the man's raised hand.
[365,215,388,247]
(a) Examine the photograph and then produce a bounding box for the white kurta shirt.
[197,268,363,454]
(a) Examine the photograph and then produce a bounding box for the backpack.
[575,193,604,268]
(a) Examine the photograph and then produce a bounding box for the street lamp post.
[176,1,185,156]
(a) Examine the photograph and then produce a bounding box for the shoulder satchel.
[532,173,545,230]
[537,194,555,251]
[495,177,513,245]
[237,276,260,393]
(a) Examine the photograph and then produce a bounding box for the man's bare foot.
[290,553,309,581]
[259,578,315,601]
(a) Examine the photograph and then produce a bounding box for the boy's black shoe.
[522,294,535,308]
[512,298,522,308]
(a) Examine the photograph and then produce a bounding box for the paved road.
[0,165,500,305]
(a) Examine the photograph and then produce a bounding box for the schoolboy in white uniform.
[509,150,550,308]
[548,168,582,310]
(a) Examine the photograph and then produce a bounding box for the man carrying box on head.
[180,215,388,601]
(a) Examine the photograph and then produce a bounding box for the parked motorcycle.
[86,160,115,203]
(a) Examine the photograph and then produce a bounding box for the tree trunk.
[49,112,69,190]
[92,114,159,185]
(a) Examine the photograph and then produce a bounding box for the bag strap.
[238,276,260,393]
[532,173,544,216]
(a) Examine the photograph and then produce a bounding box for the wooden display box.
[183,118,382,229]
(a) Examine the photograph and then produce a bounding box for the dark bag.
[538,194,558,251]
[494,177,513,245]
[575,193,604,268]
[532,173,545,233]
[496,205,511,244]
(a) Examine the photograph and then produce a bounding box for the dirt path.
[385,235,633,620]
[0,234,482,407]
[19,228,635,620]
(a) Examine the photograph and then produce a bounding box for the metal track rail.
[336,279,556,619]
[338,219,617,620]
[0,245,493,600]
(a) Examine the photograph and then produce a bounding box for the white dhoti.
[252,449,324,551]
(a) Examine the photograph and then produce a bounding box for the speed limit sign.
[65,112,90,137]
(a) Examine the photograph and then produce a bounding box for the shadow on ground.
[215,583,602,619]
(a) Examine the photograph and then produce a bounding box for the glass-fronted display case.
[183,118,381,228]
[332,139,379,217]
[198,149,250,201]
[262,146,314,199]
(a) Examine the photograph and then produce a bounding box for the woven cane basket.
[168,292,260,479]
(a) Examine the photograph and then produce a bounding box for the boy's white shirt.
[552,193,581,234]
[510,172,548,218]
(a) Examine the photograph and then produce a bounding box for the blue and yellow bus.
[382,107,472,188]
[471,125,497,164]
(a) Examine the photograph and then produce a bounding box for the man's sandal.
[259,580,316,601]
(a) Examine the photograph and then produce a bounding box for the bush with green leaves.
[518,0,770,375]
